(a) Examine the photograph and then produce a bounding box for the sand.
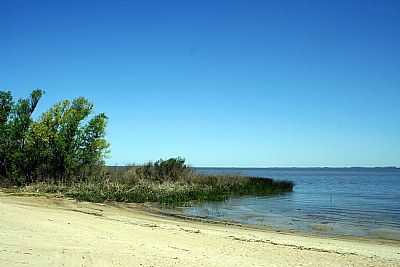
[1,192,399,266]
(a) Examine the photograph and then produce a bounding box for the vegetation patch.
[17,158,294,203]
[0,89,109,184]
[1,90,293,204]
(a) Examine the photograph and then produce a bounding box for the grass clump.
[14,157,294,203]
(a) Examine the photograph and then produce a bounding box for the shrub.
[135,157,192,182]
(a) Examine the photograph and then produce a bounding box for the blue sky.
[1,0,399,167]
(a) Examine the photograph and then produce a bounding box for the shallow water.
[173,168,400,240]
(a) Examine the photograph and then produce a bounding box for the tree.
[0,91,13,128]
[0,89,110,184]
[0,89,43,183]
[29,97,110,182]
[0,91,14,179]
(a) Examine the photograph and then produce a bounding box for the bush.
[135,157,192,182]
[18,158,294,203]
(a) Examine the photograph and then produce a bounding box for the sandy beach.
[1,192,399,266]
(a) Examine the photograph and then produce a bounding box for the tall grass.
[17,158,294,203]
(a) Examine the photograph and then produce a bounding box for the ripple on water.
[368,228,400,240]
[178,168,400,240]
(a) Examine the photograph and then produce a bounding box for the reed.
[19,175,293,203]
[16,158,294,203]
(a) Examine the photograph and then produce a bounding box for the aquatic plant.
[18,158,294,203]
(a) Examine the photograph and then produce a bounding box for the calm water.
[173,168,400,240]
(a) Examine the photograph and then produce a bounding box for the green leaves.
[136,157,190,182]
[0,89,44,183]
[0,89,109,184]
[0,91,13,127]
[30,97,109,181]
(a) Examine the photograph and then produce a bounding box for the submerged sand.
[1,192,399,266]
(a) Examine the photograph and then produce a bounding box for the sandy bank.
[1,192,399,266]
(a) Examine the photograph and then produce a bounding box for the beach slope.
[1,192,399,266]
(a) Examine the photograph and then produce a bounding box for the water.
[173,168,400,240]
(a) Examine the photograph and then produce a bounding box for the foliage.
[0,89,43,183]
[18,158,294,203]
[0,91,13,179]
[29,97,109,181]
[0,89,109,184]
[136,157,192,182]
[1,91,293,202]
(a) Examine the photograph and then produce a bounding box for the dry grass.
[18,169,294,203]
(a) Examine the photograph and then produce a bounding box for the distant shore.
[1,192,399,266]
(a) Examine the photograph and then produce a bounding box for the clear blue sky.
[1,0,399,167]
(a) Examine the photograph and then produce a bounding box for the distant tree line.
[0,89,109,184]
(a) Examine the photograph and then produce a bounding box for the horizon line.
[107,165,399,169]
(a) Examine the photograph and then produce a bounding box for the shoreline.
[1,192,399,266]
[155,203,400,242]
[146,203,400,245]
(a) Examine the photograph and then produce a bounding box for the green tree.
[1,90,109,184]
[0,89,43,183]
[0,91,13,128]
[29,97,110,182]
[0,91,14,179]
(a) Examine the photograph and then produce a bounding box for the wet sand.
[1,192,399,266]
